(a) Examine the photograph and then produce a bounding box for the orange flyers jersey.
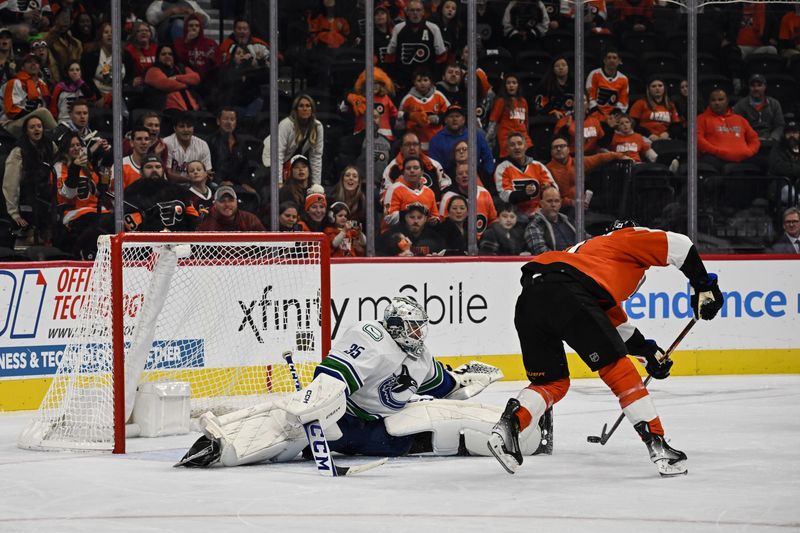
[494,158,556,217]
[53,162,109,224]
[381,154,449,200]
[629,99,680,137]
[120,155,142,189]
[556,114,605,154]
[398,90,450,148]
[383,178,440,228]
[439,187,497,238]
[527,228,694,327]
[489,96,533,157]
[586,68,629,115]
[610,131,651,162]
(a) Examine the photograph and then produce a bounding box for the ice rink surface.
[0,375,798,533]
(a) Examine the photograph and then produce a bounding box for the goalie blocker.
[178,362,541,467]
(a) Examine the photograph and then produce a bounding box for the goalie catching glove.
[445,361,504,400]
[691,273,723,321]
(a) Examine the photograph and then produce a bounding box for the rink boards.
[0,256,798,411]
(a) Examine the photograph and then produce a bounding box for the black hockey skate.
[174,435,221,468]
[634,421,688,477]
[487,398,523,474]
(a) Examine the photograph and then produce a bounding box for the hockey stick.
[282,351,387,477]
[587,318,697,445]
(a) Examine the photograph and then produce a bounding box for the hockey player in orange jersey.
[488,221,724,477]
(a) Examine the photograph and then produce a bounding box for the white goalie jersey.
[315,320,452,421]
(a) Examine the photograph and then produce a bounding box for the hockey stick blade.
[336,457,388,476]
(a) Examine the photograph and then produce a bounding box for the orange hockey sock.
[598,357,648,409]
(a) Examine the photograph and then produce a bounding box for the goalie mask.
[383,296,429,358]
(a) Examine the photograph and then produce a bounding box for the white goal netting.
[18,233,327,452]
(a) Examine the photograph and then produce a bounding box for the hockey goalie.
[178,296,541,467]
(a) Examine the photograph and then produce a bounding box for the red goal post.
[18,232,331,454]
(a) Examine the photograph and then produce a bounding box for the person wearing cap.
[278,154,312,211]
[197,183,266,232]
[383,155,441,231]
[122,153,200,232]
[697,87,760,172]
[768,119,800,181]
[163,111,212,184]
[381,131,450,201]
[1,53,57,137]
[733,74,785,143]
[298,184,328,232]
[428,104,494,178]
[379,202,445,256]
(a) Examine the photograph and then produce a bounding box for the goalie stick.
[282,351,387,477]
[587,318,697,445]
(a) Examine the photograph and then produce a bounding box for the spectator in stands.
[381,132,449,200]
[611,0,655,36]
[212,43,267,117]
[440,161,496,239]
[186,159,214,219]
[0,28,16,90]
[0,0,51,41]
[299,184,328,232]
[356,108,393,187]
[173,13,218,90]
[144,44,201,113]
[218,18,271,67]
[81,22,117,108]
[123,21,157,88]
[49,61,99,121]
[71,12,97,53]
[325,201,366,256]
[123,154,200,232]
[163,112,212,184]
[732,74,785,144]
[429,105,494,181]
[502,0,549,54]
[474,0,506,50]
[487,73,533,159]
[533,55,573,120]
[768,119,800,181]
[262,94,324,185]
[207,108,253,196]
[436,56,495,127]
[31,40,57,86]
[52,130,112,259]
[379,203,445,256]
[769,207,800,254]
[551,0,609,34]
[674,78,703,128]
[479,202,528,256]
[524,185,577,255]
[330,165,366,226]
[430,0,465,63]
[278,201,302,232]
[46,10,82,71]
[340,67,397,142]
[384,0,448,91]
[2,54,57,138]
[610,113,657,163]
[2,114,57,240]
[554,94,611,155]
[146,0,210,45]
[383,155,441,229]
[123,110,168,168]
[697,88,760,172]
[725,0,779,61]
[586,48,629,116]
[120,126,151,188]
[546,135,626,218]
[306,0,351,51]
[435,194,468,253]
[279,155,311,211]
[778,5,800,58]
[629,77,683,142]
[53,99,111,168]
[494,132,556,221]
[397,67,449,152]
[197,184,265,231]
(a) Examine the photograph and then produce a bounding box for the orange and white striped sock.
[598,357,664,436]
[515,378,570,431]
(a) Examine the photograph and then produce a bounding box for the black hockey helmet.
[604,219,639,233]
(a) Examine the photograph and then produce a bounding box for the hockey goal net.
[18,232,330,453]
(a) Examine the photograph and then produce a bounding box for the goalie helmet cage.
[18,232,331,454]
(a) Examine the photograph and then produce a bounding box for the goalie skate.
[634,422,688,477]
[487,398,523,474]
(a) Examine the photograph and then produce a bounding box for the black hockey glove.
[156,200,185,227]
[636,339,672,380]
[691,273,723,321]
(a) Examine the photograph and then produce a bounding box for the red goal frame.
[108,232,331,453]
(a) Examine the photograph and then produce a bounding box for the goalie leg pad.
[384,399,541,456]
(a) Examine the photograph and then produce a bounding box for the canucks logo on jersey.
[378,364,418,410]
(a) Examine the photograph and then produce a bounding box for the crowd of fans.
[1,0,799,260]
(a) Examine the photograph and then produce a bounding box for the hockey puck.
[586,436,601,443]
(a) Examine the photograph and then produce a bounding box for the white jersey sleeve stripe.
[665,231,693,269]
